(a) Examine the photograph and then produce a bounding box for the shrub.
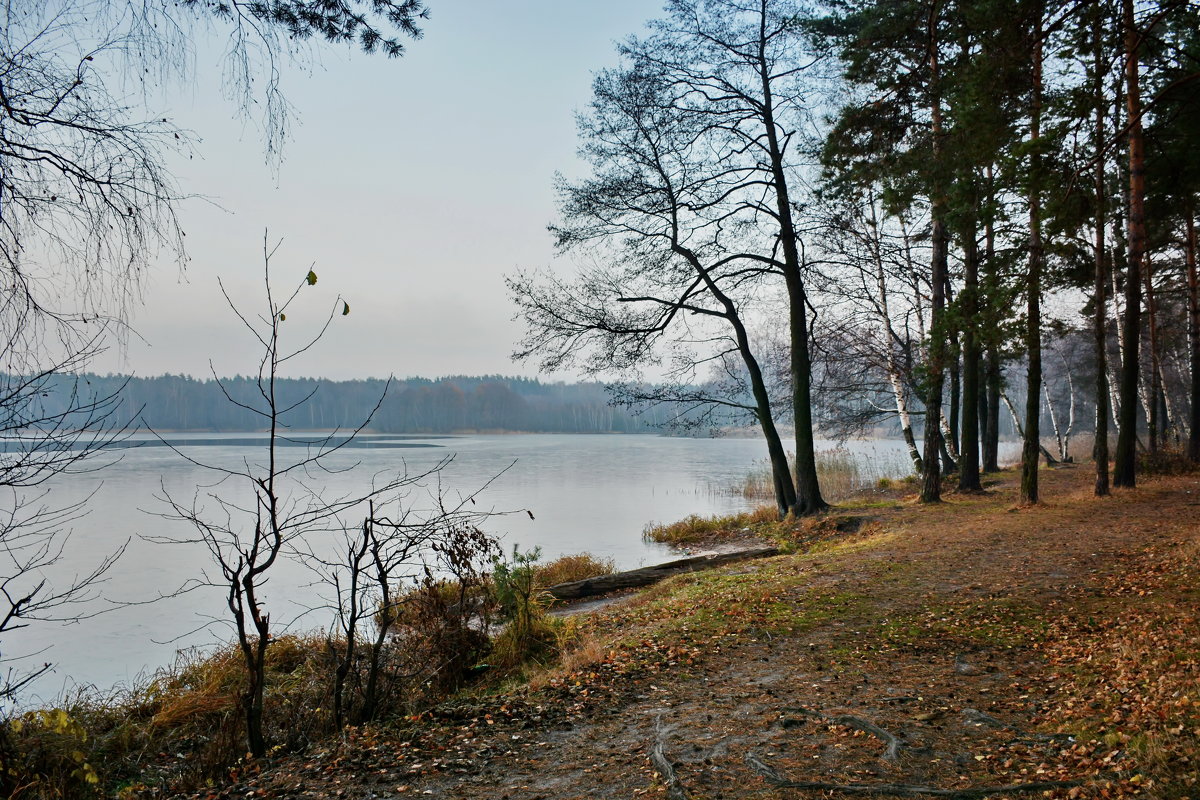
[2,601,502,798]
[2,708,99,799]
[488,547,587,669]
[1138,445,1196,476]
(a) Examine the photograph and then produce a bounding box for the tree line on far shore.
[52,373,666,434]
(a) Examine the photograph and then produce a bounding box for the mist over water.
[11,433,956,701]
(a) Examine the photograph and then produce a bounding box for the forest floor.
[196,464,1200,800]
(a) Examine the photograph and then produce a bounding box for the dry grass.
[642,505,780,545]
[5,607,500,798]
[524,630,608,692]
[740,446,916,503]
[3,634,337,799]
[534,552,616,587]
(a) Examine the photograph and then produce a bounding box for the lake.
[7,432,963,702]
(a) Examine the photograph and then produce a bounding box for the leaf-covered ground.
[184,465,1200,800]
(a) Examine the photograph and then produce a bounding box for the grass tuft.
[643,505,780,545]
[534,552,617,587]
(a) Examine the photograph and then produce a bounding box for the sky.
[90,1,665,381]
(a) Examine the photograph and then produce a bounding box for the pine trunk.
[1021,16,1044,505]
[958,213,982,491]
[1092,7,1110,495]
[1114,0,1144,488]
[920,24,946,504]
[921,211,948,503]
[982,169,1002,472]
[1187,213,1199,461]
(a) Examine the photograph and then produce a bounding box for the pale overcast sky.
[93,1,664,381]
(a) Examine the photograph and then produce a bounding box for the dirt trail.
[203,466,1200,800]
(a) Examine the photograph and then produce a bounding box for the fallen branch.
[649,718,688,800]
[547,547,779,601]
[745,752,1082,797]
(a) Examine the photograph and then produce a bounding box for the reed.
[534,552,617,587]
[643,505,780,545]
[740,446,916,503]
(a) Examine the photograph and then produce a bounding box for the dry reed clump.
[127,635,334,788]
[740,447,916,503]
[524,633,608,692]
[643,503,880,554]
[642,505,779,545]
[533,552,616,587]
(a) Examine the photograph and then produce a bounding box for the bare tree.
[630,0,831,514]
[153,245,411,758]
[810,189,929,473]
[510,63,800,517]
[513,0,833,516]
[0,0,431,703]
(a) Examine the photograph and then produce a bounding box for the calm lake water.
[8,433,955,701]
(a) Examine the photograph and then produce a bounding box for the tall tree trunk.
[1021,13,1044,505]
[678,244,798,516]
[1144,256,1162,453]
[920,241,948,500]
[982,167,1002,472]
[920,16,946,504]
[1092,6,1110,495]
[1187,212,1200,462]
[1111,139,1153,445]
[948,336,961,455]
[958,211,982,491]
[755,1,825,514]
[1093,241,1112,491]
[946,273,960,468]
[1114,0,1144,488]
[870,199,924,473]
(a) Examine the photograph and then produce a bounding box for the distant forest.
[68,374,671,434]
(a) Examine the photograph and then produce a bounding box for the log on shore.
[545,547,780,602]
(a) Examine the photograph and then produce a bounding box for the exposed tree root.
[745,752,1082,797]
[781,706,902,762]
[960,708,1007,729]
[649,718,689,800]
[829,714,903,762]
[1005,732,1076,747]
